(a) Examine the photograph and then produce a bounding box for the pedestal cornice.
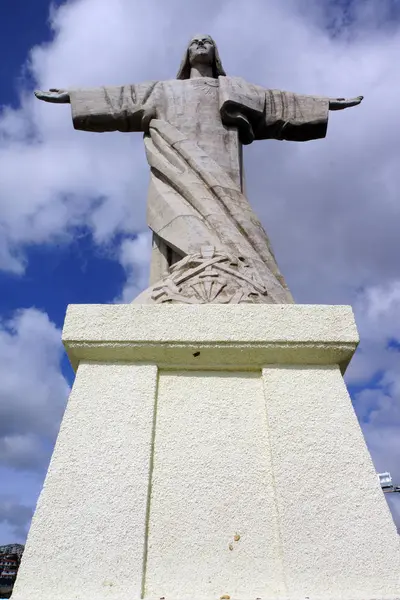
[63,304,359,373]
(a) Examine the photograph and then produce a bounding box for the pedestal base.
[12,305,400,600]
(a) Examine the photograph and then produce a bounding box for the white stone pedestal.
[12,305,400,600]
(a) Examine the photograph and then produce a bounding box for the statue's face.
[188,34,215,67]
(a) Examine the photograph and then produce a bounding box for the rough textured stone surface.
[13,304,400,600]
[145,370,285,599]
[12,363,158,600]
[63,303,358,343]
[62,303,359,373]
[263,365,400,598]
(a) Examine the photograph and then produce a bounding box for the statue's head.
[177,34,226,80]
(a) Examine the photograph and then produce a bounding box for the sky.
[0,0,400,544]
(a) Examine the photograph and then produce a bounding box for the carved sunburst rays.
[151,246,270,304]
[189,268,227,302]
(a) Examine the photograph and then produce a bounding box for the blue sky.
[1,0,400,543]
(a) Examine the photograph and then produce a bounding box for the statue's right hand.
[34,89,70,103]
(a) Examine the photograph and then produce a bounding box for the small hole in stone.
[193,351,200,357]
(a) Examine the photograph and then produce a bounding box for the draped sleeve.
[68,81,159,133]
[219,76,329,144]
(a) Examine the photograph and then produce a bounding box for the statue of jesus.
[35,34,362,304]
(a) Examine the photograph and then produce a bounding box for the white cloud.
[0,307,69,546]
[117,232,152,302]
[0,308,69,471]
[342,281,400,529]
[346,281,400,384]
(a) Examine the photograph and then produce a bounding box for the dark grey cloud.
[0,497,33,541]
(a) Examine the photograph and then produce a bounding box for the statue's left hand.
[34,89,70,103]
[329,96,363,111]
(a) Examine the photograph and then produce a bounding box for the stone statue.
[35,34,362,304]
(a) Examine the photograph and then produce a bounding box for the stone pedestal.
[12,305,400,600]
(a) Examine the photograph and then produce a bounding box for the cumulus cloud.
[117,232,152,303]
[347,281,400,384]
[0,497,33,541]
[344,281,400,528]
[0,308,69,471]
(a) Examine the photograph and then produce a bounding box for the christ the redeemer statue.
[36,35,362,304]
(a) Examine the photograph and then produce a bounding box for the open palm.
[34,89,70,103]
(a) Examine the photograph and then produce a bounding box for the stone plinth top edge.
[62,304,359,373]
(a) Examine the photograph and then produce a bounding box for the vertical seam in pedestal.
[261,367,289,597]
[141,365,160,599]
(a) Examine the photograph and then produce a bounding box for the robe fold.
[69,76,329,303]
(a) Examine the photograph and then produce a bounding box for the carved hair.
[176,34,226,80]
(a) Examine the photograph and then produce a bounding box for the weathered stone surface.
[135,246,272,304]
[34,34,363,302]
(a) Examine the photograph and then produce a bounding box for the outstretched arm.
[219,78,364,144]
[329,95,363,111]
[34,82,159,133]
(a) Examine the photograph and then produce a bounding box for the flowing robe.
[69,76,329,303]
